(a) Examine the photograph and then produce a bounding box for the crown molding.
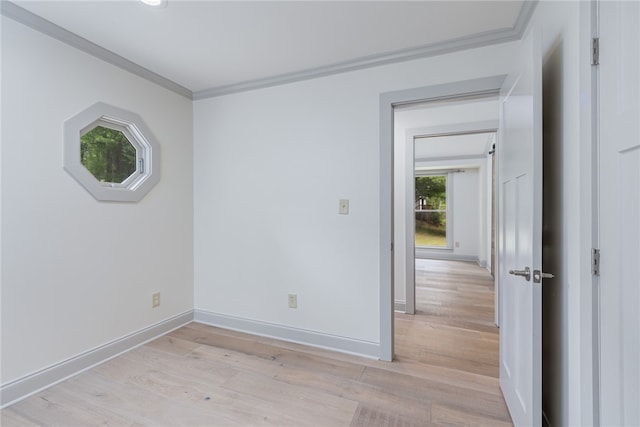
[0,1,193,100]
[194,28,517,100]
[193,1,538,100]
[2,0,538,101]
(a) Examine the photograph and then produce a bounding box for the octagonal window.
[64,103,160,202]
[81,126,137,184]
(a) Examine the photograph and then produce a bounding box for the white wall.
[193,41,518,352]
[1,17,194,384]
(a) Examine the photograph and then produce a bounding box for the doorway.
[379,76,507,362]
[390,99,501,392]
[393,97,499,317]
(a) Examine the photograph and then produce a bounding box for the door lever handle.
[509,266,531,281]
[533,269,554,283]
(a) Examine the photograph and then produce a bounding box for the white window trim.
[64,102,160,202]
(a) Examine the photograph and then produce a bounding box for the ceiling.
[395,95,499,162]
[5,0,532,98]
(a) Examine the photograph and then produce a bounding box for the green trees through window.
[415,175,447,247]
[80,126,136,184]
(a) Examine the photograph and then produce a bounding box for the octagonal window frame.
[64,103,160,202]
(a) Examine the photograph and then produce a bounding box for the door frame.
[403,123,498,315]
[379,75,506,361]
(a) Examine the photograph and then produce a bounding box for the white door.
[599,2,640,425]
[498,28,543,427]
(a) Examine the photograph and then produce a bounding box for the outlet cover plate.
[288,294,297,309]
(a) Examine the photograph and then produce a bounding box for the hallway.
[394,259,509,422]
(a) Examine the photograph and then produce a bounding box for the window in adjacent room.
[415,174,450,248]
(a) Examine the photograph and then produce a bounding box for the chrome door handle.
[533,269,554,283]
[509,266,531,281]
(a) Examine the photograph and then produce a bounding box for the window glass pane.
[415,175,447,247]
[80,126,136,184]
[415,211,447,246]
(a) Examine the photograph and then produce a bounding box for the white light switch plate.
[339,199,349,215]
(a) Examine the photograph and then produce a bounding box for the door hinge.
[592,248,600,276]
[592,38,599,65]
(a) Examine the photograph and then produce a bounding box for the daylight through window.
[80,126,137,184]
[64,102,160,202]
[415,175,448,247]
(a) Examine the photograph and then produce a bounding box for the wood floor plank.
[0,259,512,426]
[359,366,510,423]
[0,409,40,427]
[351,403,424,427]
[430,402,513,427]
[221,370,358,426]
[180,340,430,422]
[145,334,202,356]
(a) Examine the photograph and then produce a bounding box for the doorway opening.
[378,75,506,362]
[392,97,500,382]
[393,96,499,316]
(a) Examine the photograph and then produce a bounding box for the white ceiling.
[395,96,499,161]
[8,0,530,98]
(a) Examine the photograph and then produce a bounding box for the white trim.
[0,1,192,99]
[193,310,379,360]
[415,154,490,163]
[415,251,479,263]
[0,310,194,408]
[394,301,406,312]
[193,0,537,99]
[193,19,533,100]
[381,75,507,362]
[0,0,537,100]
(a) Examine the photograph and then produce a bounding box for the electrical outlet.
[288,294,297,309]
[339,199,349,215]
[152,292,160,308]
[455,242,460,248]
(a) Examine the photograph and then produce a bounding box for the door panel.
[498,28,543,427]
[599,2,640,425]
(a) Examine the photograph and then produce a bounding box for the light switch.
[339,199,349,215]
[288,294,297,309]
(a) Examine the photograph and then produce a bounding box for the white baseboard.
[415,250,479,263]
[193,310,379,360]
[0,310,194,408]
[394,301,406,312]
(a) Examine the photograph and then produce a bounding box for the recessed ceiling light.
[140,0,167,7]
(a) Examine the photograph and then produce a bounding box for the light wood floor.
[1,260,511,426]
